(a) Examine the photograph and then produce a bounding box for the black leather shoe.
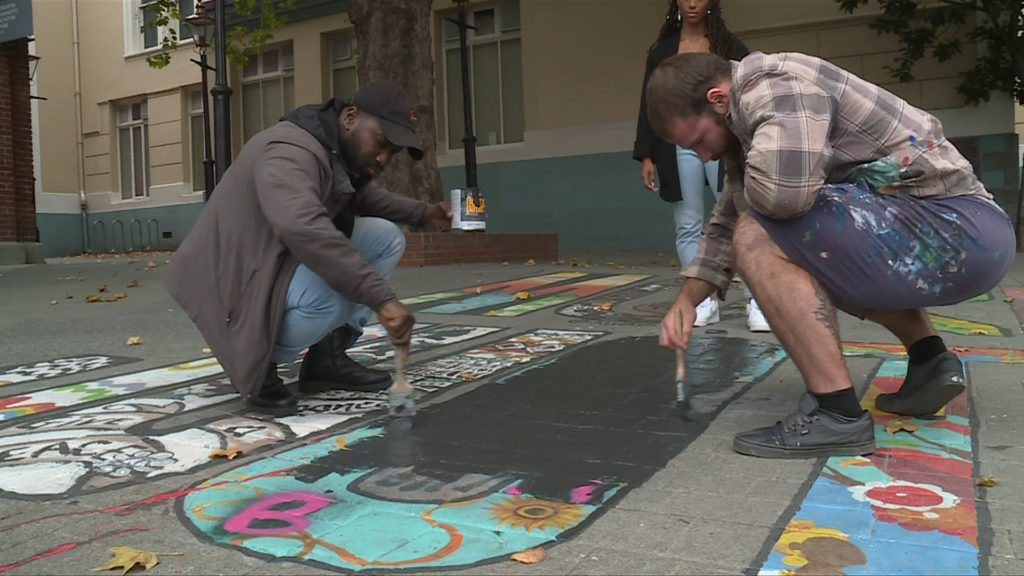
[247,363,298,415]
[298,326,392,393]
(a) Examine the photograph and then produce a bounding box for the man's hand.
[378,299,415,353]
[659,293,696,350]
[641,158,658,191]
[424,202,453,229]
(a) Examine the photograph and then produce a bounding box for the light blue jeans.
[270,217,406,363]
[672,146,751,299]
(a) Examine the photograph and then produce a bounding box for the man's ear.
[706,84,730,115]
[340,106,359,133]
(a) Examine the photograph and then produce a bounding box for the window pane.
[262,78,283,129]
[242,57,258,78]
[143,5,158,49]
[500,39,524,143]
[191,114,205,192]
[283,75,294,114]
[242,82,261,141]
[281,45,294,70]
[262,50,279,74]
[190,90,202,112]
[443,16,459,42]
[332,34,351,61]
[500,1,521,31]
[474,9,495,36]
[445,48,464,150]
[332,68,358,102]
[178,0,194,40]
[132,126,145,197]
[472,42,501,145]
[142,124,150,193]
[119,128,132,200]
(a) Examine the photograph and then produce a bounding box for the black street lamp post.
[211,0,232,183]
[184,5,215,200]
[448,0,477,188]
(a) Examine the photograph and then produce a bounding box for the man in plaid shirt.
[646,51,1016,459]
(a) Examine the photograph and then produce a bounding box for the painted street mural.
[403,272,651,317]
[0,329,598,500]
[0,355,137,386]
[757,344,1024,575]
[180,336,787,572]
[926,313,1008,337]
[558,278,682,324]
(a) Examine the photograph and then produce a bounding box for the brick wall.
[0,39,35,243]
[399,232,559,267]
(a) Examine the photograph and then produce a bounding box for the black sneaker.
[875,351,965,417]
[733,393,875,459]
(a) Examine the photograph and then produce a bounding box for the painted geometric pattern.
[183,426,622,572]
[404,272,651,316]
[0,355,137,386]
[0,329,602,499]
[759,345,1024,575]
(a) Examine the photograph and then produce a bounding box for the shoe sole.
[733,437,876,459]
[694,312,720,328]
[747,324,771,333]
[246,402,299,416]
[875,380,965,417]
[298,379,391,394]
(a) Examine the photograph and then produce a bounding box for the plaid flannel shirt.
[684,52,990,295]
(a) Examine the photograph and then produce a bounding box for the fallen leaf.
[501,261,509,266]
[210,447,243,460]
[951,346,971,353]
[50,300,58,305]
[475,287,482,294]
[146,261,158,268]
[1005,297,1015,303]
[512,290,531,300]
[201,347,211,354]
[884,418,918,435]
[570,262,579,268]
[525,259,536,266]
[510,547,546,564]
[91,545,181,575]
[126,336,143,346]
[126,280,141,288]
[977,475,999,487]
[98,284,108,293]
[668,259,680,268]
[114,292,128,300]
[85,294,102,303]
[597,302,613,311]
[969,329,988,335]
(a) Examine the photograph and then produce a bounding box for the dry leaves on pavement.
[525,259,535,266]
[977,475,999,487]
[125,336,143,346]
[126,280,141,288]
[510,547,546,564]
[884,418,918,435]
[92,546,182,575]
[512,291,531,301]
[210,447,243,460]
[98,284,108,293]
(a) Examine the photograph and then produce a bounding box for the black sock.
[814,388,862,419]
[907,336,946,366]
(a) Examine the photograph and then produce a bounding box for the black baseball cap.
[350,80,424,160]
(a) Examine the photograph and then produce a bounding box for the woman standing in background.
[633,0,769,332]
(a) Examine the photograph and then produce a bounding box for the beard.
[337,137,376,183]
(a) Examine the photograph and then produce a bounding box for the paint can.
[450,188,486,231]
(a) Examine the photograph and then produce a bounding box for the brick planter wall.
[399,231,558,267]
[0,39,35,243]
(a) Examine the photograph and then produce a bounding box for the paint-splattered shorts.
[750,182,1016,310]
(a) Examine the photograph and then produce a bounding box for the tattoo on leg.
[811,280,841,350]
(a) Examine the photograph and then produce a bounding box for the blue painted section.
[440,152,715,253]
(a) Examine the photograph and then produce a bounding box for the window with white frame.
[241,44,295,142]
[125,0,195,55]
[442,1,523,149]
[187,89,206,192]
[326,30,358,102]
[117,101,150,200]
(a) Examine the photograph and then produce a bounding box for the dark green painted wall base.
[38,203,204,257]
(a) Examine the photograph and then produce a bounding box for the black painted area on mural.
[0,355,139,385]
[286,335,781,506]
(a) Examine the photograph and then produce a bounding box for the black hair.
[651,0,744,58]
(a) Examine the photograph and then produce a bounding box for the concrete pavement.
[0,250,1022,575]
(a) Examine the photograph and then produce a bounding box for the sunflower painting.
[488,495,584,533]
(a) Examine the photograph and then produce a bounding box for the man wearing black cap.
[164,80,451,414]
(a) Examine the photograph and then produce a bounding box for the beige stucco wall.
[32,0,79,197]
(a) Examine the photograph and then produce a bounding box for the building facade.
[30,0,1021,256]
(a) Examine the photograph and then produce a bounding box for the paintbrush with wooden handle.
[388,346,416,417]
[675,308,698,420]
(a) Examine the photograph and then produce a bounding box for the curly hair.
[651,0,744,57]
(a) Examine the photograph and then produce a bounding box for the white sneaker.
[746,298,771,332]
[694,297,720,327]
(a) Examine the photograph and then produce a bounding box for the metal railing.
[88,217,161,253]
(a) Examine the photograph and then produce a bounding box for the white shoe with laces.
[694,297,720,327]
[746,298,771,332]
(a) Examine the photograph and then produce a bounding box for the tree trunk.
[349,0,443,211]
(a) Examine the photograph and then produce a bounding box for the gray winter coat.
[164,100,427,397]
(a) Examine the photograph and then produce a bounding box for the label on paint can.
[450,188,486,231]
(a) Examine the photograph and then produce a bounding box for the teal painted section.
[440,152,715,254]
[37,213,85,257]
[78,203,203,254]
